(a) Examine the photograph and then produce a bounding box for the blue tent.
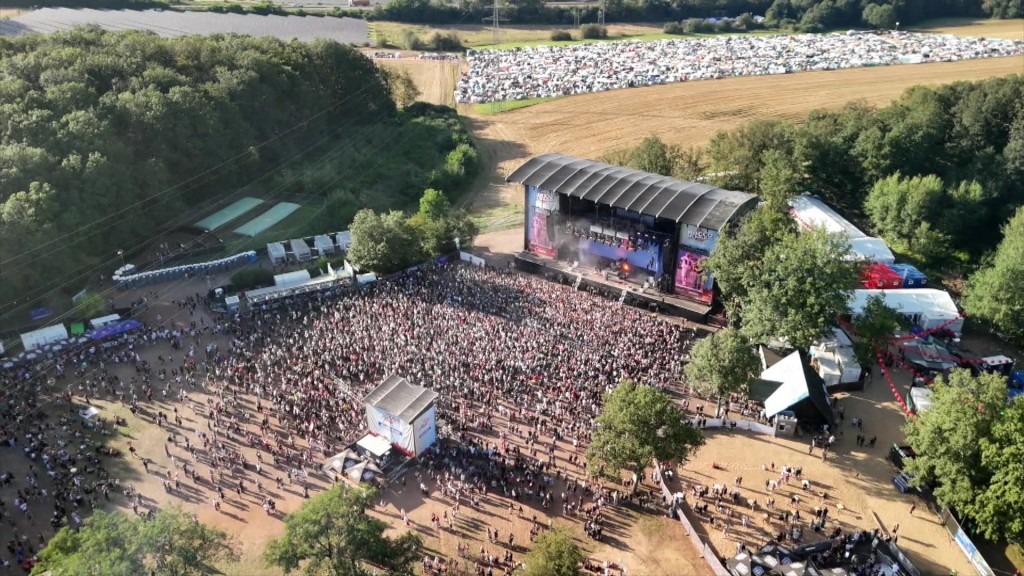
[86,320,142,341]
[888,263,928,288]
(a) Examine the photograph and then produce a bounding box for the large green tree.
[347,209,425,274]
[586,380,704,491]
[847,293,908,367]
[264,485,422,576]
[34,508,236,576]
[738,228,857,350]
[903,369,1024,543]
[704,206,795,312]
[407,188,479,257]
[864,172,947,254]
[521,526,585,576]
[965,207,1024,344]
[684,328,761,411]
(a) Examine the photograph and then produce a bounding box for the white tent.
[908,387,934,414]
[849,289,963,335]
[314,235,334,256]
[289,238,312,262]
[789,195,895,264]
[89,314,120,329]
[363,375,438,457]
[267,242,287,266]
[809,327,862,387]
[274,269,311,287]
[21,324,69,351]
[335,231,352,251]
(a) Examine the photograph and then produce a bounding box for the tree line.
[606,75,1024,343]
[0,30,477,319]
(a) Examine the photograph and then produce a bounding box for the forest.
[0,29,476,317]
[607,75,1024,342]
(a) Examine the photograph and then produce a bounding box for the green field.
[473,97,559,115]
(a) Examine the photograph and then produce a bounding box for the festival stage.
[514,251,715,323]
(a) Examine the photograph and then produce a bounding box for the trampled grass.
[473,97,558,115]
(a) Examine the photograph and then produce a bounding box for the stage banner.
[366,405,413,454]
[675,250,714,304]
[680,224,719,253]
[413,404,438,456]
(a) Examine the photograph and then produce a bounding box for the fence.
[654,460,730,576]
[941,508,996,576]
[113,251,258,289]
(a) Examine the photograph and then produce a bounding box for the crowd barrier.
[459,251,486,267]
[114,251,258,290]
[690,417,776,436]
[654,460,731,576]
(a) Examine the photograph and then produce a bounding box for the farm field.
[911,17,1024,40]
[373,21,671,49]
[377,58,460,106]
[460,54,1024,225]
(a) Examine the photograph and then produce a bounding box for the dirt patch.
[378,58,459,106]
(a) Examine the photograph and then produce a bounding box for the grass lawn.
[223,204,323,255]
[473,97,558,115]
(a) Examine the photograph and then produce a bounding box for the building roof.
[506,153,758,230]
[362,374,439,423]
[849,289,960,320]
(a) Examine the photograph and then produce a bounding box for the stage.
[514,251,716,323]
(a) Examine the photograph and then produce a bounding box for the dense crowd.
[455,31,1024,103]
[0,262,696,572]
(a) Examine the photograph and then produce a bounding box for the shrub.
[682,18,711,34]
[230,268,275,291]
[401,30,425,50]
[579,24,607,39]
[429,31,464,52]
[663,21,684,35]
[550,30,573,41]
[716,19,734,33]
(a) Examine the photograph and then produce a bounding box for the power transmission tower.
[483,0,505,112]
[598,0,605,27]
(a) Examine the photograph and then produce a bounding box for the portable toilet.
[888,263,928,288]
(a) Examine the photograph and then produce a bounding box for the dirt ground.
[460,55,1024,222]
[377,58,459,107]
[914,18,1024,40]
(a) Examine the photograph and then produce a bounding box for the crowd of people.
[455,31,1024,103]
[0,261,697,572]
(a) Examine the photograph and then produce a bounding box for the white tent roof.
[267,242,287,261]
[356,434,392,458]
[21,324,68,351]
[363,374,439,423]
[848,237,895,265]
[289,238,311,259]
[849,289,960,321]
[910,387,934,413]
[335,231,352,250]
[274,269,311,287]
[314,235,334,254]
[789,195,895,264]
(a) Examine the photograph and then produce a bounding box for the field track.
[463,54,1024,216]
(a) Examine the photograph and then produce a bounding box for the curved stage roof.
[507,153,758,231]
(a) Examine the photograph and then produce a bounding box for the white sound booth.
[362,375,439,458]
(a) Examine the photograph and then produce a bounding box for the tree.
[862,3,897,28]
[388,68,421,107]
[738,228,857,350]
[627,136,679,177]
[864,172,947,255]
[417,188,451,221]
[34,508,237,576]
[72,292,107,320]
[903,369,1023,543]
[521,526,585,576]
[965,207,1024,344]
[704,206,795,313]
[757,149,801,212]
[585,380,704,491]
[408,188,479,257]
[847,293,908,367]
[684,328,760,412]
[264,484,422,576]
[347,209,425,274]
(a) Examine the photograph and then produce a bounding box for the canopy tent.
[761,351,836,429]
[356,434,392,459]
[89,314,120,329]
[848,237,896,265]
[274,269,311,287]
[908,386,934,414]
[849,289,963,335]
[887,263,928,288]
[335,230,352,251]
[902,341,957,373]
[86,320,141,342]
[313,235,334,256]
[289,238,312,262]
[267,242,287,266]
[20,324,68,351]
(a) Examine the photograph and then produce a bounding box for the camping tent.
[761,351,836,429]
[20,324,68,351]
[363,375,439,457]
[849,289,963,335]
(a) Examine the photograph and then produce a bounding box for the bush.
[682,18,711,34]
[550,30,573,41]
[663,21,685,35]
[428,31,464,52]
[401,30,425,50]
[230,268,275,291]
[579,24,607,39]
[716,19,734,33]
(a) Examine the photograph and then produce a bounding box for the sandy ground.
[915,18,1024,40]
[461,55,1024,221]
[378,58,459,107]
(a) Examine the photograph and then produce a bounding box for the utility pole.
[483,0,505,112]
[598,0,605,27]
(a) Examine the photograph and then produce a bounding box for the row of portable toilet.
[860,263,928,289]
[114,251,258,289]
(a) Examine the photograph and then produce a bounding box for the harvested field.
[373,21,667,49]
[914,18,1024,40]
[463,55,1024,216]
[378,58,459,106]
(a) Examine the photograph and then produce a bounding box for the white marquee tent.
[849,289,963,334]
[20,324,68,351]
[363,375,438,457]
[267,242,287,266]
[789,194,895,265]
[289,238,311,262]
